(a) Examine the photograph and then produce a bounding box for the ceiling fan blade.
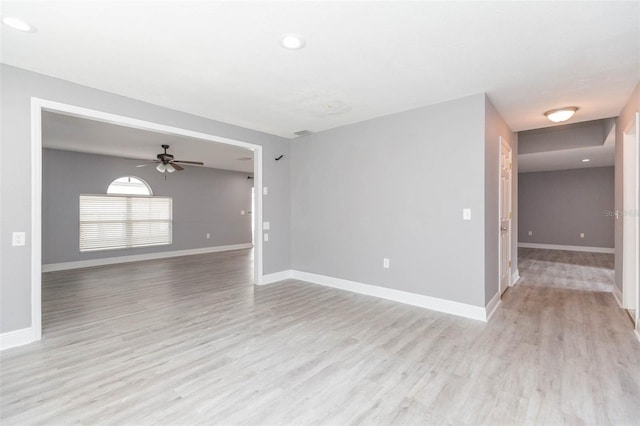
[173,160,204,165]
[172,163,184,171]
[136,161,159,167]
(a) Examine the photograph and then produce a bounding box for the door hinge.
[509,162,512,171]
[508,212,512,219]
[508,260,512,268]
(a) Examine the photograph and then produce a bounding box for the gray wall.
[42,149,252,264]
[518,167,615,248]
[484,96,517,304]
[519,121,608,154]
[291,94,489,307]
[1,64,290,333]
[614,82,639,309]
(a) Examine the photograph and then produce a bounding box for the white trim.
[621,112,639,324]
[253,147,263,286]
[260,270,293,285]
[0,328,34,351]
[612,284,623,308]
[485,291,501,321]
[42,244,253,272]
[518,242,615,254]
[498,136,513,297]
[290,270,488,322]
[31,99,43,341]
[511,269,521,286]
[635,328,640,343]
[31,97,264,342]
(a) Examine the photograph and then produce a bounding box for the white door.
[622,112,639,324]
[499,137,513,295]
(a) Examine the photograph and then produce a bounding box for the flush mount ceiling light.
[1,16,37,32]
[544,106,579,123]
[280,34,305,50]
[582,158,591,162]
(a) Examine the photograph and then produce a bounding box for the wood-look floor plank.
[1,248,639,425]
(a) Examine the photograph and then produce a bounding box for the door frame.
[498,136,513,295]
[621,112,639,327]
[30,97,264,342]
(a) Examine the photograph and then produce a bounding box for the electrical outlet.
[206,233,210,239]
[12,232,26,246]
[264,233,269,242]
[528,231,533,236]
[463,208,471,220]
[383,258,390,269]
[263,187,268,195]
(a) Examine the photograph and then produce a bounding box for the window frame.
[79,176,173,253]
[106,176,153,196]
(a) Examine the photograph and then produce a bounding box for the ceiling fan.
[136,144,204,174]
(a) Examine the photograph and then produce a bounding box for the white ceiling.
[42,111,255,173]
[518,144,615,173]
[1,1,638,138]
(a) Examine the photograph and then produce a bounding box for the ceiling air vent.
[293,130,313,137]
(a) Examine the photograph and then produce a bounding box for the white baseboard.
[518,242,614,254]
[42,243,254,272]
[612,285,623,308]
[511,269,521,286]
[290,270,488,322]
[260,270,293,285]
[485,291,501,321]
[0,327,34,351]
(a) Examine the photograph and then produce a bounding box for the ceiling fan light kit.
[138,144,204,177]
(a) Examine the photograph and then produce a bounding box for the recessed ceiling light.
[582,158,590,162]
[2,16,36,33]
[544,107,579,123]
[280,34,305,50]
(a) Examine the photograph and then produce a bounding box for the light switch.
[528,231,533,236]
[580,233,585,238]
[263,187,268,195]
[206,233,210,239]
[263,221,270,230]
[264,233,269,242]
[383,258,390,269]
[12,232,26,246]
[241,210,246,215]
[463,208,471,220]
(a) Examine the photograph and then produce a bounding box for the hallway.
[518,247,615,292]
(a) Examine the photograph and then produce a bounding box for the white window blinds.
[79,195,172,252]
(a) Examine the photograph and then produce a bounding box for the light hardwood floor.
[518,248,615,292]
[1,248,639,425]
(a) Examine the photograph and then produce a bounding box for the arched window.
[79,176,172,252]
[107,176,152,196]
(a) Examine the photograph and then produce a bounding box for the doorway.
[30,98,264,342]
[622,112,639,326]
[499,136,513,295]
